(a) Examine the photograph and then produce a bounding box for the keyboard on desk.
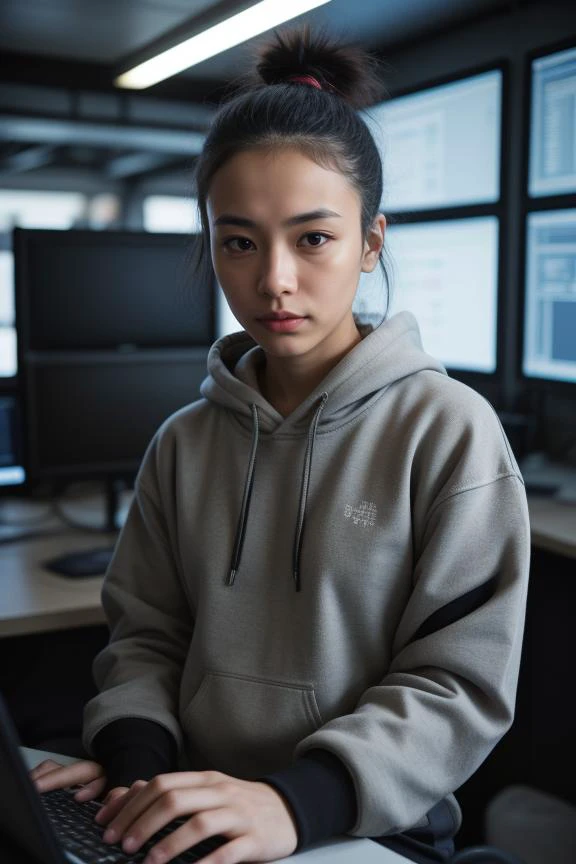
[41,788,226,863]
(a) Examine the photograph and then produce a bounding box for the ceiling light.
[115,0,332,90]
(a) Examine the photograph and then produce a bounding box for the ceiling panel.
[0,0,215,63]
[0,0,510,77]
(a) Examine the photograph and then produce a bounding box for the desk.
[526,495,576,560]
[0,531,111,637]
[1,493,575,638]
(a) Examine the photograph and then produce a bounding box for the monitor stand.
[103,475,124,533]
[43,477,125,578]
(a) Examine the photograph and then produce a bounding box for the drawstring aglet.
[227,569,237,587]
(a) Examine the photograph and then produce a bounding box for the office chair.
[449,846,526,864]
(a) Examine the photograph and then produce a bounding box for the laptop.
[0,694,400,864]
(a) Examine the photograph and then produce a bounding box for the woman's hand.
[30,758,128,805]
[96,770,299,864]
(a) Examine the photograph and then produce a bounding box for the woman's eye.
[300,233,329,247]
[224,237,254,252]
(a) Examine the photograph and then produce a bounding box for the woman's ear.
[361,214,386,273]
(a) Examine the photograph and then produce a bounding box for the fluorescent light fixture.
[115,0,333,90]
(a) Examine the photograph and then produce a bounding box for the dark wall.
[381,0,576,462]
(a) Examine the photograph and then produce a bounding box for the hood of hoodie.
[200,311,447,434]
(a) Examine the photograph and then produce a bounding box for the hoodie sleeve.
[82,436,194,754]
[294,405,531,838]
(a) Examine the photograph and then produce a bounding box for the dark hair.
[192,25,393,321]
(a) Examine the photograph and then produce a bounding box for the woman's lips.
[257,315,307,333]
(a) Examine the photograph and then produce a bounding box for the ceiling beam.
[105,152,181,179]
[0,116,205,155]
[0,145,56,174]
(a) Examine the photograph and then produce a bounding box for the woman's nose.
[257,248,297,297]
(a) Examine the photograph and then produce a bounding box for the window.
[143,195,201,233]
[0,190,86,232]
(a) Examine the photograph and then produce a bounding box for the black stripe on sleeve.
[411,573,499,643]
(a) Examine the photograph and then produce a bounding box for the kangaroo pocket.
[181,671,323,778]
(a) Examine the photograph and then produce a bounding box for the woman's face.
[207,146,384,367]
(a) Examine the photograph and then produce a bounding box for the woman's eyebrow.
[213,208,342,228]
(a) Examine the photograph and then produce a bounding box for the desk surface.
[1,492,575,638]
[526,495,576,560]
[0,531,110,637]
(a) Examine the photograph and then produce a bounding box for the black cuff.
[262,749,357,850]
[92,718,178,793]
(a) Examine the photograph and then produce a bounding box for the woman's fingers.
[32,759,105,793]
[103,786,131,806]
[73,775,109,802]
[140,808,242,864]
[96,782,145,826]
[110,788,231,853]
[96,773,297,864]
[102,773,219,843]
[29,759,64,780]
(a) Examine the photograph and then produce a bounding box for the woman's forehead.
[207,147,360,221]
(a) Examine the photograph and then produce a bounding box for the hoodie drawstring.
[227,403,260,586]
[293,392,328,592]
[227,393,328,591]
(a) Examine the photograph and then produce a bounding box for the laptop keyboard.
[41,788,226,863]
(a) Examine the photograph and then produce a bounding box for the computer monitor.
[0,395,25,489]
[365,67,502,212]
[522,209,576,385]
[14,228,214,494]
[24,352,208,481]
[14,228,213,351]
[0,248,16,378]
[528,43,576,198]
[356,216,499,374]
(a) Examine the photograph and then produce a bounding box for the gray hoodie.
[84,311,531,838]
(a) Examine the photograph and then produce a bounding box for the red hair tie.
[287,74,323,90]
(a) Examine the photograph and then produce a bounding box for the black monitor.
[0,395,25,490]
[15,228,212,351]
[14,228,214,560]
[23,350,209,481]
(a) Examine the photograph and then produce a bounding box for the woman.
[32,27,531,864]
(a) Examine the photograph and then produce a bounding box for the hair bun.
[255,25,386,109]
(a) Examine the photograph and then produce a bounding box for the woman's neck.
[259,326,363,417]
